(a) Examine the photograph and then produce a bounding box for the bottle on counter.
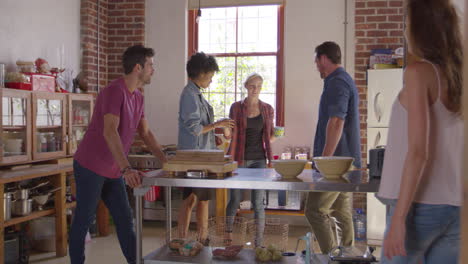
[354,208,367,241]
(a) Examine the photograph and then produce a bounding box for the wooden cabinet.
[0,89,94,165]
[0,89,32,165]
[67,94,94,155]
[32,92,67,160]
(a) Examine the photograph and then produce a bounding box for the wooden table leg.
[53,172,67,257]
[96,201,109,236]
[215,189,227,218]
[0,183,5,264]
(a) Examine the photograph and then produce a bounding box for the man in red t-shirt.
[70,45,167,264]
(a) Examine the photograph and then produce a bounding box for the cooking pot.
[4,192,13,220]
[13,181,49,200]
[369,146,385,178]
[12,199,33,216]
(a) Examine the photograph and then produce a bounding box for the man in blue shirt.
[305,41,362,253]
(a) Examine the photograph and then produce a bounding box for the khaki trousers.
[304,192,354,253]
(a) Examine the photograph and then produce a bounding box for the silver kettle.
[369,146,385,178]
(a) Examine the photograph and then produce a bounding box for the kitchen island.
[133,168,380,264]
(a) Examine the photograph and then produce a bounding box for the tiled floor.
[29,221,313,263]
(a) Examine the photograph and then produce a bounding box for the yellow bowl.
[271,160,307,179]
[312,156,354,179]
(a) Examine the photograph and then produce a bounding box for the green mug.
[274,126,285,137]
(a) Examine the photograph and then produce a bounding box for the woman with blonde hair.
[224,73,276,246]
[377,0,463,262]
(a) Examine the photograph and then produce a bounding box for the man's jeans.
[226,159,267,245]
[69,161,136,264]
[381,203,460,264]
[304,192,354,254]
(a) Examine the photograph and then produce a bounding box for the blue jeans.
[226,159,267,246]
[69,161,136,264]
[226,159,267,221]
[381,203,460,264]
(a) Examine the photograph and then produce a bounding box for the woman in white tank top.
[377,0,463,263]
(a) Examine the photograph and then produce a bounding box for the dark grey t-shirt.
[244,114,265,160]
[313,67,362,168]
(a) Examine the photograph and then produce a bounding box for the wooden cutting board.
[163,161,238,175]
[172,149,228,162]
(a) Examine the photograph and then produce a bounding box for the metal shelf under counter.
[133,168,380,264]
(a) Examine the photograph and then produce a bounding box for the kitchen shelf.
[3,126,26,130]
[4,208,55,227]
[36,126,63,129]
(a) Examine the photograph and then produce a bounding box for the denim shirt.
[178,80,216,150]
[313,67,362,168]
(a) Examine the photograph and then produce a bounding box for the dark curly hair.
[122,45,155,75]
[186,52,219,79]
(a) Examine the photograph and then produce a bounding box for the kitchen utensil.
[13,189,29,200]
[295,232,322,264]
[11,199,33,216]
[186,170,208,179]
[271,160,307,179]
[369,146,385,178]
[4,192,12,220]
[15,181,49,199]
[313,156,354,179]
[295,232,313,264]
[32,186,61,210]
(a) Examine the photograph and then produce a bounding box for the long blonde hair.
[407,0,463,113]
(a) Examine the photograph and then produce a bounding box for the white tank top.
[377,60,464,206]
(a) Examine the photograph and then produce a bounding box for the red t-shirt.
[74,78,145,178]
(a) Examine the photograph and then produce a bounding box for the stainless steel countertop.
[136,168,380,195]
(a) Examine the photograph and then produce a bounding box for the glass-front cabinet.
[32,92,67,160]
[0,89,32,164]
[68,94,94,155]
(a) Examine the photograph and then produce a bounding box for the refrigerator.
[366,68,403,246]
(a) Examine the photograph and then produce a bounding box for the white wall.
[145,0,188,144]
[145,0,353,156]
[274,0,352,155]
[0,0,81,73]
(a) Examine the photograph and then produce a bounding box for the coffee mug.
[274,126,285,137]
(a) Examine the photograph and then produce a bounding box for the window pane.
[208,93,228,121]
[199,7,236,53]
[238,6,278,52]
[208,57,236,94]
[236,56,277,95]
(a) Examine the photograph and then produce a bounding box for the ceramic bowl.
[313,156,354,179]
[271,160,307,179]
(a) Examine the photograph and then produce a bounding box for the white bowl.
[313,156,354,179]
[271,160,307,179]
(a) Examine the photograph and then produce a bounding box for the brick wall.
[107,0,146,82]
[354,0,404,211]
[81,0,145,92]
[81,0,108,92]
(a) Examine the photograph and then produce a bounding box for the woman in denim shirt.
[177,52,234,243]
